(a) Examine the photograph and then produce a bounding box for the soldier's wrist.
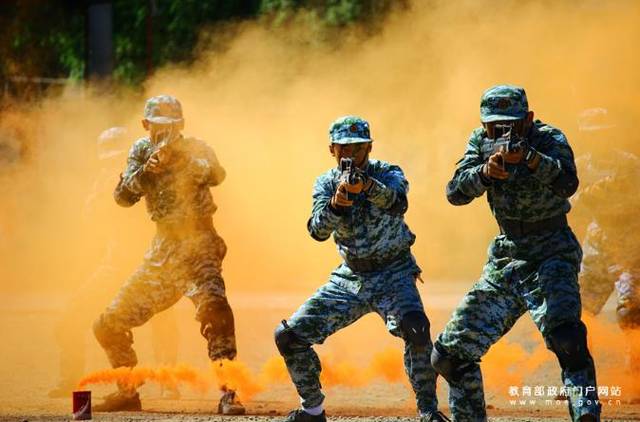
[525,148,541,170]
[479,164,492,185]
[328,199,347,215]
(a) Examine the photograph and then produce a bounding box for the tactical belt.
[498,214,567,238]
[344,249,411,273]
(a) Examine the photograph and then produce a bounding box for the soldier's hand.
[343,179,365,194]
[483,151,509,180]
[331,183,353,208]
[501,145,524,164]
[143,149,169,174]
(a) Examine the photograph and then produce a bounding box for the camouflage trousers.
[93,227,237,379]
[281,256,438,414]
[435,227,601,422]
[55,249,178,388]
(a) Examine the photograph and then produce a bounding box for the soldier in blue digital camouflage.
[274,116,448,422]
[92,95,244,414]
[433,85,601,422]
[572,109,640,397]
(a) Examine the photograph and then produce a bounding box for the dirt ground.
[1,284,638,421]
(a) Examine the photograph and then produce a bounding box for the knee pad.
[198,299,235,339]
[547,321,591,371]
[93,314,133,349]
[400,311,431,348]
[274,320,310,356]
[430,342,477,384]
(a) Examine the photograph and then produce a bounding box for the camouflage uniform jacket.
[307,159,415,264]
[114,136,225,224]
[446,120,578,222]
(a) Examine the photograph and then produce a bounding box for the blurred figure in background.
[572,108,640,399]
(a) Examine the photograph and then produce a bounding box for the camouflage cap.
[480,85,529,123]
[329,116,372,144]
[143,95,183,124]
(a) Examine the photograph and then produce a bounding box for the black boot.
[93,391,142,412]
[217,389,246,415]
[281,409,327,422]
[420,410,452,422]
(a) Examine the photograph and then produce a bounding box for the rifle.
[339,157,366,200]
[480,122,528,177]
[149,125,180,166]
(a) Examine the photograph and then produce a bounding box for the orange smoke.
[77,348,413,400]
[77,364,209,394]
[366,347,404,383]
[73,317,640,403]
[584,313,640,399]
[211,359,264,401]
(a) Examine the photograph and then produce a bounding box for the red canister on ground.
[72,390,91,420]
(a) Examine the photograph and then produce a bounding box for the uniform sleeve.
[113,142,150,207]
[531,129,579,198]
[446,130,490,206]
[366,165,409,215]
[307,175,342,242]
[579,222,616,315]
[195,141,226,186]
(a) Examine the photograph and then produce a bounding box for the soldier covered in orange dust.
[92,95,243,414]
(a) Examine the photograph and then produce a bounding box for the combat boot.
[281,409,327,422]
[217,389,246,415]
[420,410,451,422]
[93,391,141,412]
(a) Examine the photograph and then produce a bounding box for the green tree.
[260,0,404,27]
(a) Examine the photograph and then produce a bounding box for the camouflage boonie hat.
[329,116,372,144]
[143,95,183,124]
[480,85,528,123]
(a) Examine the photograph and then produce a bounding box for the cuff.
[477,164,492,186]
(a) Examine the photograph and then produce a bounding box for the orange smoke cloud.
[366,347,404,383]
[77,364,209,394]
[71,316,640,404]
[211,359,264,401]
[78,349,414,401]
[584,313,640,399]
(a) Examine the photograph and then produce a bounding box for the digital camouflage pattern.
[447,120,577,222]
[284,257,436,412]
[480,84,528,123]
[439,116,600,421]
[435,228,598,421]
[143,95,184,124]
[94,230,233,368]
[114,136,225,222]
[328,115,372,144]
[94,134,236,384]
[308,159,413,266]
[283,159,439,414]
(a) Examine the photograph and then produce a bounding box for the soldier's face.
[330,142,372,168]
[142,119,184,144]
[483,111,534,139]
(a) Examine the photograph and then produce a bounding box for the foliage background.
[0,0,404,86]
